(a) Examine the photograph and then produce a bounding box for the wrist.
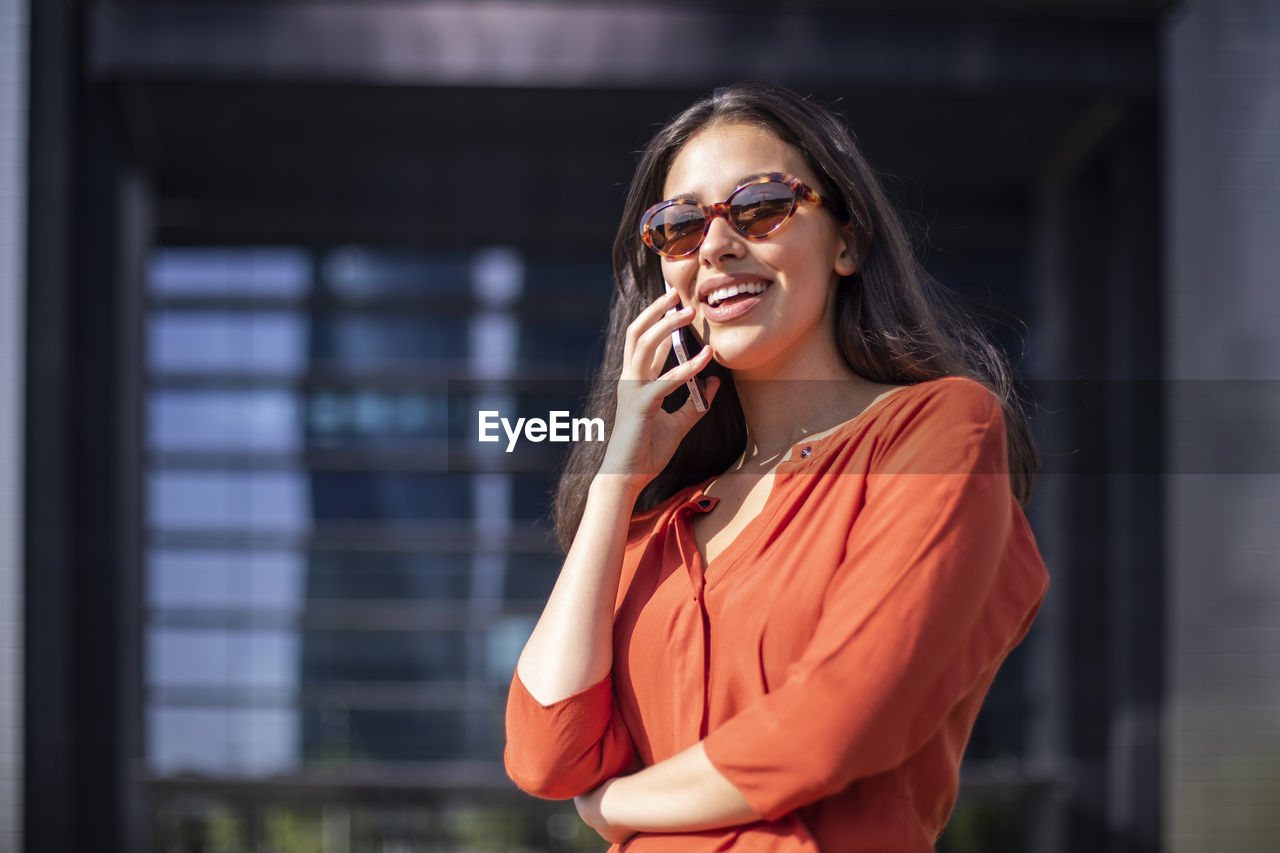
[589,471,645,507]
[577,777,637,845]
[596,775,632,833]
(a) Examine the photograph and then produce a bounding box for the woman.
[504,82,1049,851]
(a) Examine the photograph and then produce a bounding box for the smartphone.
[664,280,707,412]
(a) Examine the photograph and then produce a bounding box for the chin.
[706,344,779,376]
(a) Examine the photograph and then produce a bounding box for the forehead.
[663,122,814,199]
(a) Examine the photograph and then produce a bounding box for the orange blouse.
[505,376,1049,851]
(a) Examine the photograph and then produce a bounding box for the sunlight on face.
[660,122,857,381]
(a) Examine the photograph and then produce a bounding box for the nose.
[698,212,746,265]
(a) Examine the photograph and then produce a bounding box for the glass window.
[308,473,471,522]
[149,247,312,298]
[149,311,309,375]
[141,245,600,800]
[311,315,469,369]
[147,549,304,610]
[148,471,311,534]
[486,615,538,683]
[299,631,468,683]
[302,708,482,763]
[148,628,300,691]
[307,390,450,445]
[322,246,471,299]
[304,552,472,602]
[503,553,562,603]
[518,318,604,368]
[149,390,301,453]
[148,707,299,775]
[523,252,613,303]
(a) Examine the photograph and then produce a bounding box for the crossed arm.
[512,472,759,840]
[572,743,759,844]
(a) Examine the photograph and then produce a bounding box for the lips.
[697,274,772,306]
[705,280,770,307]
[699,278,772,323]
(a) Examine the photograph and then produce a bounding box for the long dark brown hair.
[552,82,1039,551]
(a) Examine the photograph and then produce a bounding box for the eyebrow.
[668,172,777,203]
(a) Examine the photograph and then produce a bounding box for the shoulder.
[873,376,1003,439]
[869,376,1007,475]
[895,375,1001,422]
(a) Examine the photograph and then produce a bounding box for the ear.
[833,224,859,277]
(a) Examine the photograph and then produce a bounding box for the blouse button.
[800,446,812,458]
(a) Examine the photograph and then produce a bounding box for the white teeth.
[706,280,768,307]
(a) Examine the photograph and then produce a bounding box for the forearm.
[516,474,641,705]
[591,742,759,834]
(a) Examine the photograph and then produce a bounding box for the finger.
[625,289,681,344]
[635,308,694,375]
[642,344,713,401]
[620,331,675,383]
[647,326,675,376]
[623,289,680,367]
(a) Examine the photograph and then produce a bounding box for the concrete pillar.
[0,0,26,847]
[1164,2,1280,851]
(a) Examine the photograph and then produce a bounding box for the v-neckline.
[690,468,779,576]
[682,382,913,580]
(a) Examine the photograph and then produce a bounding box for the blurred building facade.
[3,0,1278,851]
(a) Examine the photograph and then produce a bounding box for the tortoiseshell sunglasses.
[640,172,829,258]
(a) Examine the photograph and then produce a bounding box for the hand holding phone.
[664,280,707,412]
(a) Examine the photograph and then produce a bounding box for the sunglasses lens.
[642,180,805,257]
[647,203,706,257]
[729,181,797,236]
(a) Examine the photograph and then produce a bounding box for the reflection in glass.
[149,390,301,453]
[312,315,468,368]
[309,473,470,521]
[519,319,603,368]
[486,615,538,683]
[149,311,309,375]
[301,631,468,683]
[149,471,311,533]
[142,244,609,800]
[148,549,303,610]
[323,246,471,299]
[523,252,613,300]
[306,552,471,601]
[307,390,449,444]
[149,247,311,298]
[149,707,298,775]
[148,627,300,690]
[503,553,562,603]
[304,708,484,764]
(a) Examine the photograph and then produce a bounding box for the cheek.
[661,261,698,303]
[768,247,833,301]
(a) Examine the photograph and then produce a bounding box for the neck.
[732,378,851,469]
[720,298,876,470]
[730,343,878,471]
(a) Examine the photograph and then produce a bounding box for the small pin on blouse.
[800,447,812,458]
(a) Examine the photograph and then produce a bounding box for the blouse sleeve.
[504,669,640,800]
[702,381,1048,820]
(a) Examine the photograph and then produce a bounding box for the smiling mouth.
[705,280,771,308]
